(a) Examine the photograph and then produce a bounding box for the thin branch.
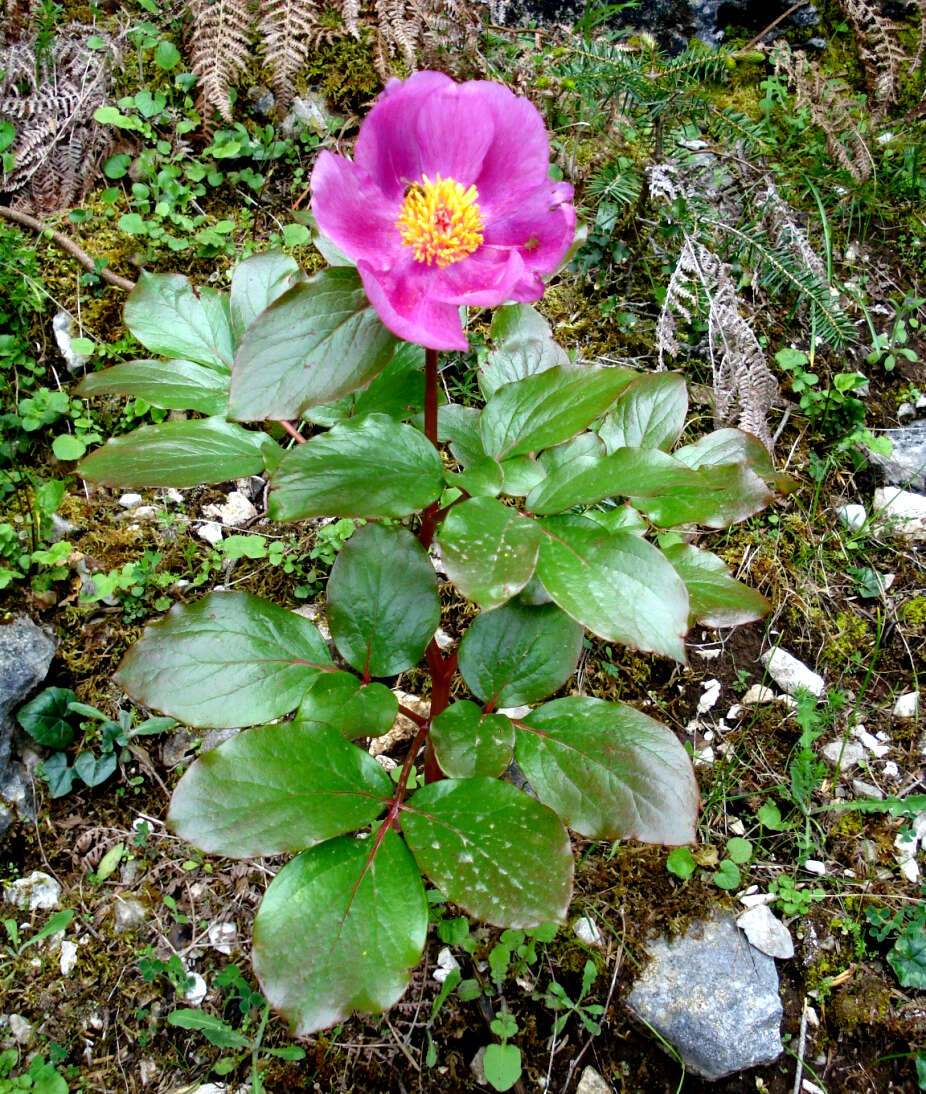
[0,204,137,291]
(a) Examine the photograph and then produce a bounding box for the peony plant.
[77,72,788,1035]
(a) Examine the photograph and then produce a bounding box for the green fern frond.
[588,161,643,206]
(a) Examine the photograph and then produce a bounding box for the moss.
[819,610,872,670]
[301,35,384,111]
[899,595,926,631]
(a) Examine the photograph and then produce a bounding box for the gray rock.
[576,1066,612,1094]
[0,615,56,782]
[113,896,148,933]
[735,904,794,959]
[626,915,783,1081]
[821,738,866,768]
[893,691,920,719]
[869,423,926,490]
[161,729,197,768]
[836,504,867,532]
[8,1013,33,1044]
[201,727,241,753]
[4,870,61,910]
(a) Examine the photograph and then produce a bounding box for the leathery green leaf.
[431,701,514,779]
[252,832,427,1035]
[77,358,229,416]
[457,600,584,708]
[268,414,443,520]
[516,695,699,844]
[536,516,689,663]
[124,271,233,370]
[168,720,391,857]
[327,524,440,677]
[661,541,770,627]
[229,251,304,344]
[436,497,542,610]
[402,778,573,927]
[296,672,398,738]
[115,591,334,727]
[597,371,688,452]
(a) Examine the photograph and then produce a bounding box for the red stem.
[279,419,306,443]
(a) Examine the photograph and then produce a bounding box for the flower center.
[396,174,484,267]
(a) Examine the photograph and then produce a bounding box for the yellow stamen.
[396,174,484,267]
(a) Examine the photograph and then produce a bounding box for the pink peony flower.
[310,71,575,351]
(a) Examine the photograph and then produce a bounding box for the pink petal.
[413,86,494,183]
[484,181,576,275]
[310,151,400,265]
[429,246,526,307]
[357,256,468,351]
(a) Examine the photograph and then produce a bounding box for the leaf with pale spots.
[436,497,542,610]
[457,601,584,708]
[168,720,391,857]
[515,695,698,844]
[327,524,440,677]
[115,591,334,727]
[252,832,427,1035]
[297,672,398,738]
[431,702,514,778]
[402,778,573,927]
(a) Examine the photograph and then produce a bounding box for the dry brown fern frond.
[257,0,337,111]
[372,0,422,73]
[771,43,873,182]
[656,229,779,452]
[0,25,121,215]
[188,0,252,123]
[842,0,907,111]
[415,0,483,76]
[760,180,826,282]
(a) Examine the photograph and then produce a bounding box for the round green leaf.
[168,720,391,857]
[516,695,699,844]
[537,515,689,663]
[229,269,397,420]
[16,687,77,749]
[431,702,514,778]
[597,371,688,453]
[402,778,573,927]
[436,497,542,610]
[52,434,86,461]
[457,600,584,708]
[713,860,741,890]
[103,153,132,179]
[666,846,696,880]
[268,415,443,520]
[115,591,334,727]
[154,40,181,69]
[296,672,398,738]
[77,417,270,488]
[483,1043,522,1092]
[252,832,427,1035]
[888,924,926,989]
[327,524,439,677]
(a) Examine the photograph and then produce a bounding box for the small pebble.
[804,859,826,876]
[821,739,866,768]
[208,922,237,955]
[113,896,148,933]
[736,904,794,959]
[852,779,883,800]
[893,691,920,720]
[836,504,866,532]
[760,648,825,698]
[573,916,604,948]
[3,871,61,910]
[118,492,143,509]
[697,679,721,713]
[184,972,208,1006]
[742,684,776,704]
[575,1066,613,1094]
[59,939,78,975]
[196,520,224,545]
[203,490,257,527]
[433,946,461,984]
[851,725,890,758]
[897,402,916,422]
[8,1014,32,1044]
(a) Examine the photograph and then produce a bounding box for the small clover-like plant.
[77,71,790,1036]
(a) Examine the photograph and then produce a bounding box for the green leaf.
[888,923,926,989]
[73,750,117,787]
[124,271,233,370]
[77,417,270,488]
[229,251,304,346]
[16,687,77,749]
[726,837,753,864]
[154,39,181,69]
[439,403,486,469]
[118,212,148,234]
[103,153,132,179]
[597,371,688,452]
[230,269,397,420]
[95,842,125,880]
[483,1043,522,1092]
[516,695,698,843]
[675,428,796,495]
[631,459,774,529]
[351,341,425,422]
[167,1010,250,1050]
[712,860,741,890]
[480,365,634,460]
[481,303,570,399]
[77,358,229,415]
[268,415,443,520]
[327,524,439,677]
[296,673,398,738]
[115,591,334,727]
[252,832,427,1035]
[666,846,696,880]
[661,542,769,627]
[41,752,75,797]
[436,498,542,610]
[169,720,390,857]
[402,778,573,927]
[52,434,86,461]
[536,516,689,662]
[457,601,583,708]
[282,223,311,247]
[431,702,514,778]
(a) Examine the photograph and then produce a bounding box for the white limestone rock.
[736,904,794,959]
[893,691,920,719]
[759,648,824,698]
[3,870,61,910]
[873,487,926,539]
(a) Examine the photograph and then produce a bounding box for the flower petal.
[429,246,526,307]
[357,256,469,351]
[354,71,458,201]
[310,151,400,265]
[484,181,576,277]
